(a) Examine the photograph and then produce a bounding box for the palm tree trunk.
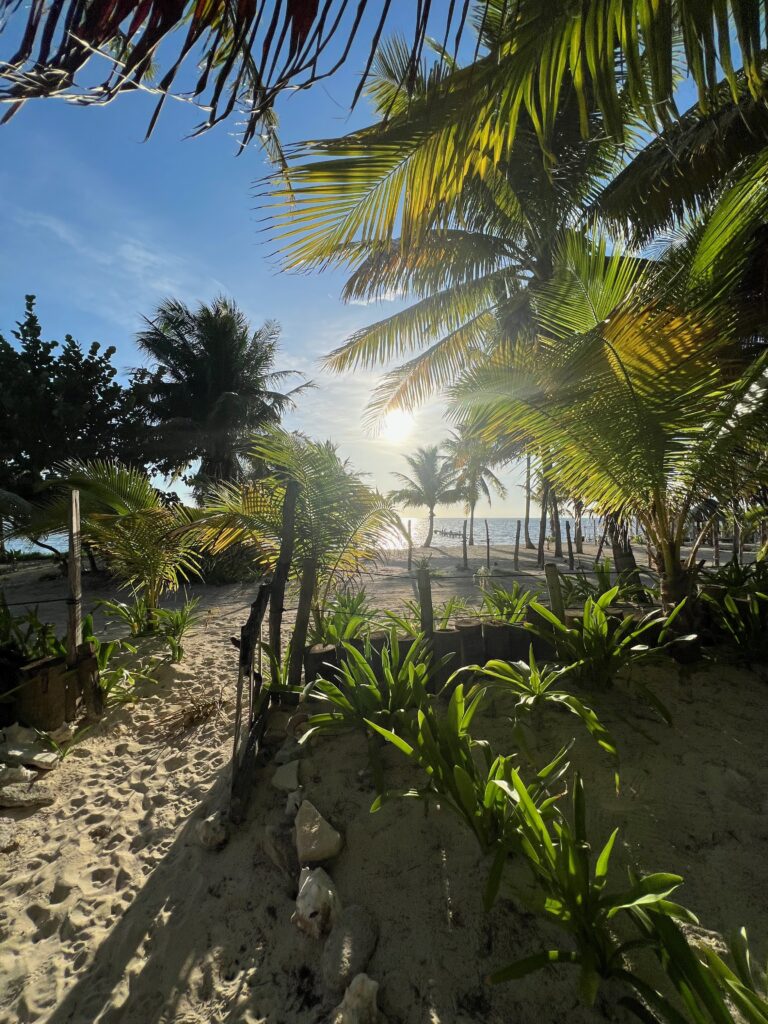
[469,502,476,546]
[269,479,299,662]
[574,500,584,554]
[288,556,318,688]
[425,507,435,548]
[537,479,550,568]
[550,489,563,558]
[524,455,535,549]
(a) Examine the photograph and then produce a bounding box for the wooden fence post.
[269,479,299,662]
[66,489,82,668]
[714,520,720,567]
[462,519,468,570]
[514,519,521,571]
[485,519,491,570]
[565,521,574,570]
[407,519,413,572]
[544,562,566,623]
[417,566,433,637]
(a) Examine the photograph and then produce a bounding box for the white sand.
[0,548,766,1023]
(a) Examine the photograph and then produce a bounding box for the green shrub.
[481,582,533,624]
[156,597,201,662]
[308,586,379,646]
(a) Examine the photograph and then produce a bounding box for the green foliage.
[700,591,768,665]
[0,296,153,498]
[81,613,156,706]
[0,595,66,665]
[701,560,768,599]
[301,633,432,743]
[389,447,460,545]
[462,648,619,784]
[481,582,533,624]
[308,587,379,646]
[368,683,571,860]
[559,562,657,609]
[155,597,201,663]
[527,588,691,700]
[99,596,153,636]
[384,595,471,636]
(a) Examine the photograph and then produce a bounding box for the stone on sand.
[0,783,55,808]
[0,724,59,770]
[331,974,385,1024]
[322,905,379,995]
[0,817,17,851]
[274,738,302,765]
[292,866,340,939]
[196,810,229,850]
[271,759,300,792]
[262,822,298,882]
[295,800,343,863]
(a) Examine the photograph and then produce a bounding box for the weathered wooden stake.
[269,479,299,662]
[66,489,82,668]
[714,520,720,566]
[544,562,566,623]
[514,519,521,571]
[416,566,434,637]
[485,519,491,570]
[407,519,413,571]
[462,519,468,569]
[565,521,574,570]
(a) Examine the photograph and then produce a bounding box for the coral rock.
[195,810,229,850]
[0,818,16,852]
[291,866,340,939]
[0,783,55,808]
[295,800,343,864]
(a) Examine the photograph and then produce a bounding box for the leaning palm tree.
[137,297,307,494]
[390,447,459,549]
[443,425,507,545]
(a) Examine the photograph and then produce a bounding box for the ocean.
[400,516,604,548]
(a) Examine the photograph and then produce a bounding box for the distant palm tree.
[137,297,307,492]
[390,446,459,548]
[444,426,507,546]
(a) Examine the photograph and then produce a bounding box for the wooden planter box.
[12,655,74,732]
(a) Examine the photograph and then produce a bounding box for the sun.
[381,409,414,445]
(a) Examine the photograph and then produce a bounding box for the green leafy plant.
[700,591,768,665]
[38,724,94,761]
[0,594,66,665]
[700,560,768,599]
[481,582,533,624]
[527,587,692,702]
[308,586,379,646]
[460,647,619,786]
[383,595,471,636]
[301,632,433,743]
[367,683,571,866]
[81,612,156,706]
[99,595,153,636]
[155,596,201,662]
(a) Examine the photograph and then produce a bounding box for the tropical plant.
[99,596,153,637]
[460,648,618,783]
[389,447,460,548]
[368,682,571,861]
[481,582,533,624]
[136,297,307,491]
[444,425,507,545]
[301,633,433,744]
[527,588,691,701]
[155,597,201,663]
[307,586,379,647]
[558,561,654,607]
[383,595,471,637]
[0,596,66,666]
[192,427,401,684]
[81,613,157,707]
[701,559,768,599]
[700,591,768,665]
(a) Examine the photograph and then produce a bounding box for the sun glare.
[381,409,414,445]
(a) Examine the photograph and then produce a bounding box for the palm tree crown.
[137,296,307,492]
[390,446,459,547]
[444,425,507,545]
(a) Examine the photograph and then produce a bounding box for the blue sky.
[0,10,543,516]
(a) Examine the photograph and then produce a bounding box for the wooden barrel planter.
[482,621,514,661]
[304,644,338,685]
[456,618,484,666]
[431,629,461,693]
[12,655,72,732]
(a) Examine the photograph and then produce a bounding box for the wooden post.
[544,562,566,623]
[416,565,433,637]
[565,521,574,570]
[407,519,413,572]
[269,479,299,662]
[485,519,491,571]
[714,520,720,567]
[595,522,609,564]
[514,519,521,571]
[462,519,468,570]
[66,489,82,668]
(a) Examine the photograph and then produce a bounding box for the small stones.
[0,817,16,852]
[271,760,300,792]
[261,823,298,882]
[195,810,229,850]
[0,783,55,808]
[295,800,343,864]
[0,765,35,785]
[292,866,340,939]
[322,905,379,995]
[331,974,384,1024]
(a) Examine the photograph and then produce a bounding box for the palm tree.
[443,425,507,545]
[137,297,307,494]
[390,446,459,549]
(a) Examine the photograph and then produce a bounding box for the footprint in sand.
[91,867,114,886]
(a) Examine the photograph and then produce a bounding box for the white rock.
[291,866,340,939]
[331,974,383,1024]
[195,811,229,850]
[0,783,55,808]
[0,765,35,785]
[0,723,59,770]
[295,800,343,864]
[284,788,303,819]
[271,759,300,792]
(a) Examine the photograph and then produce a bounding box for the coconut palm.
[443,425,507,545]
[137,297,307,493]
[191,427,400,685]
[451,209,768,604]
[390,447,460,549]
